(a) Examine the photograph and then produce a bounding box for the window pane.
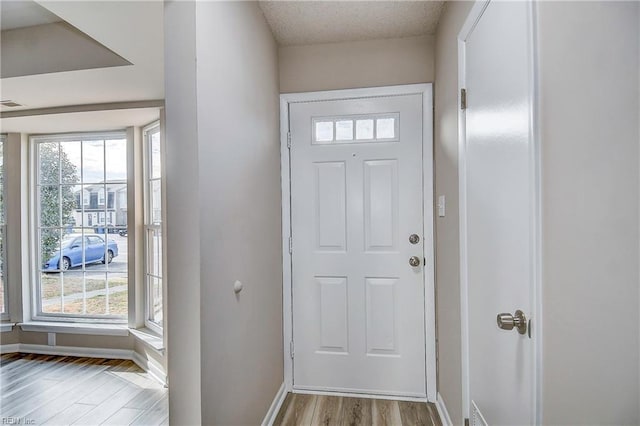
[60,271,87,315]
[60,141,81,184]
[376,118,396,139]
[40,228,62,271]
[151,180,162,224]
[105,139,127,182]
[0,227,4,314]
[82,140,105,183]
[144,124,164,330]
[39,142,60,185]
[151,131,161,179]
[335,120,353,141]
[356,119,374,140]
[41,272,62,314]
[150,276,163,324]
[39,186,61,228]
[315,121,334,142]
[35,135,128,319]
[107,273,128,316]
[149,228,162,278]
[83,272,107,315]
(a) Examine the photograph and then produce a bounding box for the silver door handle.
[409,256,421,267]
[497,310,527,335]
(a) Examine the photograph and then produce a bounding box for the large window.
[33,133,128,321]
[0,135,7,318]
[144,123,163,332]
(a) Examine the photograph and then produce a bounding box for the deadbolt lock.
[409,234,420,244]
[497,310,527,335]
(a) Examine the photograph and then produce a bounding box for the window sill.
[1,322,15,333]
[130,327,164,352]
[19,321,129,336]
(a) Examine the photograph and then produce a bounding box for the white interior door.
[289,93,428,397]
[461,1,538,424]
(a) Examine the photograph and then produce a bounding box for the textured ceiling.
[259,1,445,46]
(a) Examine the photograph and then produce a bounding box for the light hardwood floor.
[0,353,167,425]
[273,393,442,426]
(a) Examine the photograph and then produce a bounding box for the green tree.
[39,143,79,265]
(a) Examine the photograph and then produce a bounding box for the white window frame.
[0,134,8,320]
[30,131,129,323]
[143,122,164,334]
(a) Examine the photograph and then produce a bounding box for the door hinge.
[461,88,467,110]
[288,237,293,254]
[289,341,294,359]
[287,131,291,149]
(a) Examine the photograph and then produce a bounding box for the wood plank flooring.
[0,353,167,426]
[273,393,442,426]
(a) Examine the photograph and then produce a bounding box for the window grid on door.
[312,113,400,144]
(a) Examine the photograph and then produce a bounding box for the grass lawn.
[41,273,127,299]
[43,289,127,316]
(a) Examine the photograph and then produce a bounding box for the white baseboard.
[17,343,133,359]
[436,392,453,426]
[261,382,287,426]
[131,350,167,386]
[1,343,166,387]
[0,343,20,354]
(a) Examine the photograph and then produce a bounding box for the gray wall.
[279,35,435,93]
[164,2,202,425]
[164,1,283,424]
[538,2,640,423]
[195,2,283,424]
[433,2,473,425]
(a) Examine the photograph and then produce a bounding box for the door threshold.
[292,387,429,403]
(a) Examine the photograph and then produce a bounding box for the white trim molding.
[436,392,453,426]
[0,322,15,332]
[457,0,542,423]
[132,350,167,386]
[280,83,437,402]
[18,321,129,336]
[261,382,287,426]
[0,343,19,354]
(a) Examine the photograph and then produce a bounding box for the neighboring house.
[72,184,127,228]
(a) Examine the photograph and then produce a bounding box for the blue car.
[43,234,119,271]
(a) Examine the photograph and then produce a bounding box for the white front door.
[289,92,430,397]
[461,1,538,424]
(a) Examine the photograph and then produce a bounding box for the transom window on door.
[33,133,128,320]
[144,122,163,332]
[312,113,399,144]
[0,135,7,319]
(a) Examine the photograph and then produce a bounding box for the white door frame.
[457,1,543,422]
[280,84,437,402]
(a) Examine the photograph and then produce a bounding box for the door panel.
[463,1,536,424]
[290,94,427,397]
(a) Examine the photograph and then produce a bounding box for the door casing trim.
[457,1,542,423]
[279,83,436,402]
